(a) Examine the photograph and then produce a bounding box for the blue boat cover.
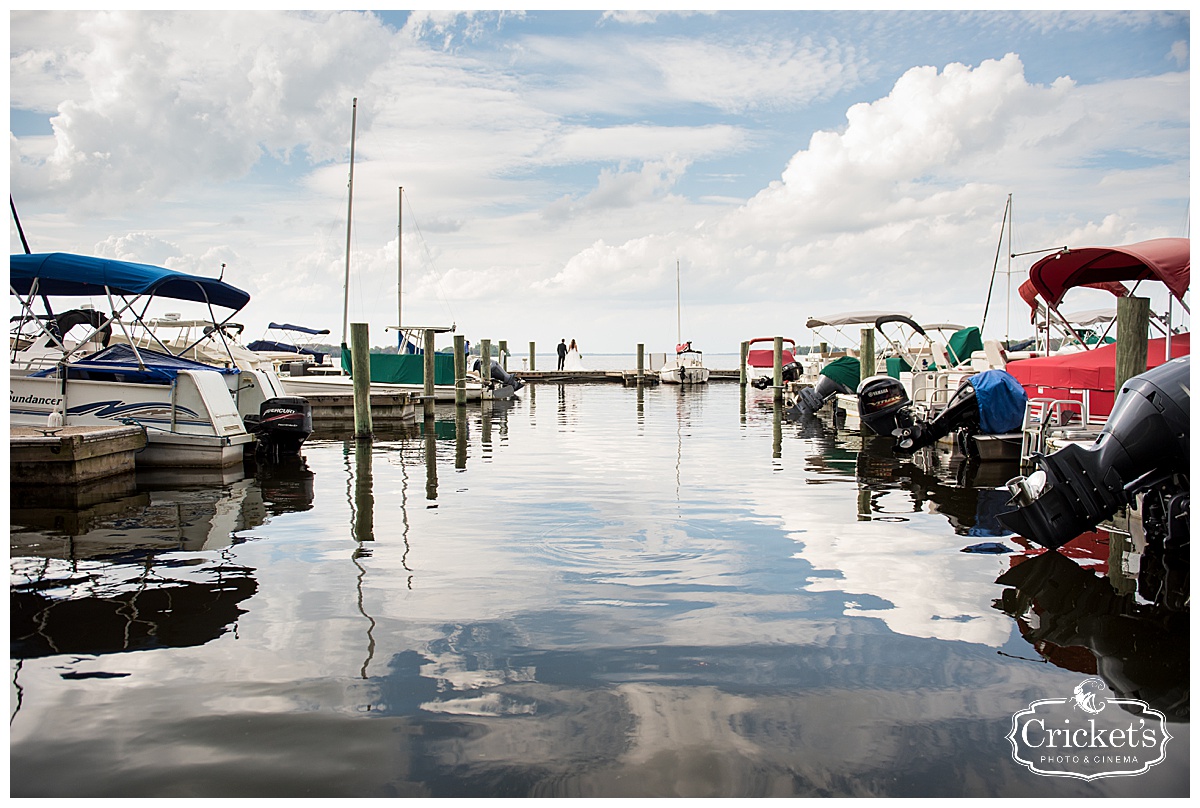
[247,339,327,364]
[968,369,1027,434]
[32,343,239,384]
[267,322,330,335]
[11,253,250,311]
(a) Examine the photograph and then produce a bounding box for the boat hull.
[10,370,253,468]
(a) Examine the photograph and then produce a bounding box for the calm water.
[10,382,1188,797]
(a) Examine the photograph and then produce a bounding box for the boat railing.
[1018,397,1091,464]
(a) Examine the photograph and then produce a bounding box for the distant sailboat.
[659,259,709,385]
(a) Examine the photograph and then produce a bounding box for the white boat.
[659,260,709,385]
[10,253,266,467]
[745,336,797,389]
[660,342,710,385]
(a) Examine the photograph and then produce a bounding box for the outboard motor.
[245,396,313,458]
[858,369,1026,456]
[471,359,524,392]
[856,375,916,437]
[792,373,855,417]
[999,356,1189,551]
[751,360,802,389]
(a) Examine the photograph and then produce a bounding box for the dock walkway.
[517,369,739,385]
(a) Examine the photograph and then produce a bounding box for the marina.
[9,381,1188,798]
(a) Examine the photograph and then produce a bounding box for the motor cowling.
[751,360,803,389]
[1000,356,1190,550]
[245,395,313,456]
[793,373,855,417]
[857,375,915,438]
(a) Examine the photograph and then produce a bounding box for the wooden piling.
[859,328,875,379]
[454,334,466,406]
[481,339,492,386]
[740,340,749,386]
[773,336,783,401]
[423,328,436,420]
[529,341,536,372]
[1115,296,1150,392]
[350,322,373,439]
[637,343,645,385]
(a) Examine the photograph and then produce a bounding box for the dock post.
[858,328,875,434]
[773,336,783,402]
[637,343,645,385]
[1115,296,1150,392]
[499,340,508,372]
[481,339,492,386]
[529,341,536,372]
[421,329,437,420]
[859,328,875,379]
[350,322,373,439]
[454,334,467,406]
[740,341,749,386]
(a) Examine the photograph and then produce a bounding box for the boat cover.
[820,356,860,390]
[1004,333,1190,418]
[31,343,239,384]
[268,322,330,335]
[247,339,328,363]
[1018,238,1190,318]
[946,327,983,366]
[806,311,912,329]
[11,253,250,311]
[966,370,1027,434]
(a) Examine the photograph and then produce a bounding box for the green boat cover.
[885,355,912,378]
[820,356,861,390]
[341,349,456,385]
[945,326,984,367]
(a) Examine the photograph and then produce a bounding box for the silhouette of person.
[557,338,568,370]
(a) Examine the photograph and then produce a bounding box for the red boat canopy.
[1020,237,1190,319]
[1005,332,1189,419]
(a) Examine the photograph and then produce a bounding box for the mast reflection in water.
[9,386,1188,798]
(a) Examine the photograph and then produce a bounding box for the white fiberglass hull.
[659,351,709,385]
[10,370,253,468]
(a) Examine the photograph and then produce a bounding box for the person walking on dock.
[557,338,568,370]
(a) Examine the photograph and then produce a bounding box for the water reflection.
[994,548,1189,722]
[855,440,1018,538]
[10,471,269,663]
[9,384,1188,798]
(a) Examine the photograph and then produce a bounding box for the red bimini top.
[1019,237,1190,320]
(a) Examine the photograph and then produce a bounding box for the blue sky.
[9,10,1190,352]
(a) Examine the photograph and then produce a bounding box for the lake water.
[10,382,1188,797]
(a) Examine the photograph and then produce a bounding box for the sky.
[8,9,1191,353]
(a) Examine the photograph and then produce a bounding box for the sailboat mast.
[676,259,681,345]
[341,97,358,347]
[403,184,408,331]
[1005,193,1013,346]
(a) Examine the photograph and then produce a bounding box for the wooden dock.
[11,424,147,485]
[517,369,739,385]
[305,392,417,427]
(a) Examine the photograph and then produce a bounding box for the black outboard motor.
[472,359,524,392]
[751,360,803,390]
[245,396,313,458]
[858,370,1026,456]
[999,356,1189,551]
[792,373,855,417]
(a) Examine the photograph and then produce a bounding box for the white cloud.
[9,12,1189,352]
